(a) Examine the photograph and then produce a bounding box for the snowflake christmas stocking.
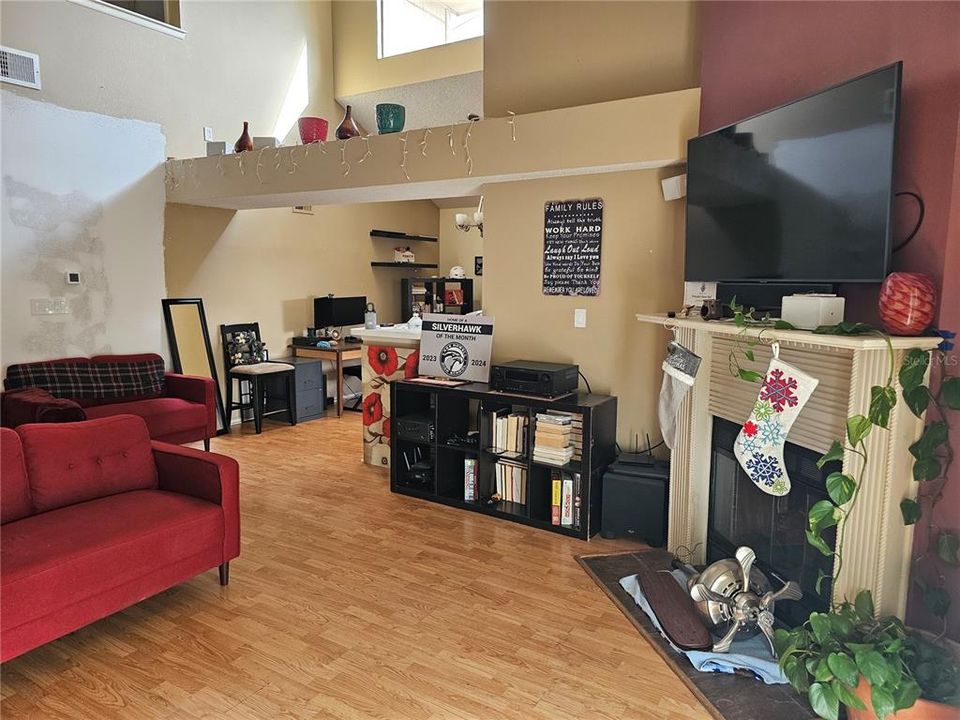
[733,356,819,496]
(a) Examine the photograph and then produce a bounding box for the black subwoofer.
[600,459,669,546]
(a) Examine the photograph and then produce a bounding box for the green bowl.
[376,103,405,134]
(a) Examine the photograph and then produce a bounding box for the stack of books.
[489,409,528,459]
[550,470,582,529]
[533,412,575,466]
[464,458,478,501]
[495,460,526,503]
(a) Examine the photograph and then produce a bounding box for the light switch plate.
[203,126,214,142]
[574,308,587,328]
[31,297,69,315]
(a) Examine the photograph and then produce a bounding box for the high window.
[378,0,483,59]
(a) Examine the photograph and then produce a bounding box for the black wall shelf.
[370,229,438,243]
[371,262,439,269]
[390,380,617,540]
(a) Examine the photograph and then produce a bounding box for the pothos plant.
[895,347,959,633]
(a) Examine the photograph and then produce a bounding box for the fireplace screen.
[707,417,837,627]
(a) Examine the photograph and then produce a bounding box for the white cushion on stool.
[230,362,295,375]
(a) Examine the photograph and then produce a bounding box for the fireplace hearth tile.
[577,549,815,720]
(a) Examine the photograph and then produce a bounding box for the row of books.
[550,470,582,530]
[489,409,529,458]
[495,460,527,503]
[532,411,583,466]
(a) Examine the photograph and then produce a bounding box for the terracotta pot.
[878,272,937,336]
[847,677,957,720]
[297,116,328,144]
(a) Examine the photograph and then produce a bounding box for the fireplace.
[707,417,836,627]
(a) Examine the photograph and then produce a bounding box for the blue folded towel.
[619,571,787,685]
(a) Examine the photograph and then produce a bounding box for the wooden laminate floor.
[1,414,710,720]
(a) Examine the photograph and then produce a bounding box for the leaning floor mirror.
[162,298,228,433]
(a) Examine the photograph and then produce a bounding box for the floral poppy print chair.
[219,323,296,434]
[361,344,420,466]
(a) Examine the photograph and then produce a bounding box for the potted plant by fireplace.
[773,589,960,719]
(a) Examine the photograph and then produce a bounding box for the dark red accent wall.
[698,1,960,638]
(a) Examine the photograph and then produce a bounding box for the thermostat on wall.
[65,271,81,285]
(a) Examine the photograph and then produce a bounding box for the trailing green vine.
[803,326,897,604]
[896,347,959,635]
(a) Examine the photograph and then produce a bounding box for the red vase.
[234,121,253,153]
[878,272,937,335]
[297,116,328,144]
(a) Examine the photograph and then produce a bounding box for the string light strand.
[508,111,517,142]
[399,132,410,181]
[358,135,373,164]
[463,122,474,176]
[340,139,351,177]
[420,128,432,157]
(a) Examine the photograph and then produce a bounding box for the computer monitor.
[314,296,366,329]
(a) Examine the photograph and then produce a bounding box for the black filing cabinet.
[265,357,326,421]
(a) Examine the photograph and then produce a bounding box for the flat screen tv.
[685,62,901,284]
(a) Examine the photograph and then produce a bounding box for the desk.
[289,344,363,417]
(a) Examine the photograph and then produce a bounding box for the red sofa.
[0,415,239,663]
[2,353,216,448]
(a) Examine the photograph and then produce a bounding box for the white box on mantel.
[781,294,845,330]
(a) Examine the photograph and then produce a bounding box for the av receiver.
[489,360,579,398]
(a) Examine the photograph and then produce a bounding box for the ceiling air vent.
[0,46,41,90]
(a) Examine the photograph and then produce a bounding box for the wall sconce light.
[455,196,483,237]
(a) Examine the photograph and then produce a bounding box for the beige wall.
[482,170,684,448]
[332,0,482,98]
[438,208,483,309]
[483,0,700,117]
[0,0,339,158]
[164,201,439,386]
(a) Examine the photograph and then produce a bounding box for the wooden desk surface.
[290,345,363,360]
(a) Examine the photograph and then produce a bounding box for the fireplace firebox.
[707,417,837,627]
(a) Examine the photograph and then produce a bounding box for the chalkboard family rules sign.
[542,197,603,296]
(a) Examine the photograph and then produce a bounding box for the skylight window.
[378,0,483,59]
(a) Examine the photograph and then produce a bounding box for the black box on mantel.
[600,458,669,546]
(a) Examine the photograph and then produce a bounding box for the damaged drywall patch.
[4,177,113,357]
[1,90,167,369]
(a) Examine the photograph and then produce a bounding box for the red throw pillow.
[17,415,158,513]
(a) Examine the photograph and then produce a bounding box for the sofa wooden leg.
[203,438,211,451]
[218,562,229,586]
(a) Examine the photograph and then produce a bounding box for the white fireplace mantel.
[637,313,940,617]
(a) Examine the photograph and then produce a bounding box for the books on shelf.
[550,469,581,529]
[533,411,583,466]
[489,409,528,457]
[495,460,527,504]
[464,458,477,501]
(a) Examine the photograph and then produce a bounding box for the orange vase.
[878,272,937,336]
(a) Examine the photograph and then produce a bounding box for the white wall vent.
[0,46,41,90]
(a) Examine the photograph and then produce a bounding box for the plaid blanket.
[5,358,166,400]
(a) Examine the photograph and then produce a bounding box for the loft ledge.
[164,89,700,210]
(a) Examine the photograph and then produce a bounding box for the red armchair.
[2,353,216,448]
[0,415,239,662]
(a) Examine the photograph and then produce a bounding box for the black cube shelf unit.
[390,380,617,539]
[400,277,474,319]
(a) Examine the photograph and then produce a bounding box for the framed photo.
[474,256,483,276]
